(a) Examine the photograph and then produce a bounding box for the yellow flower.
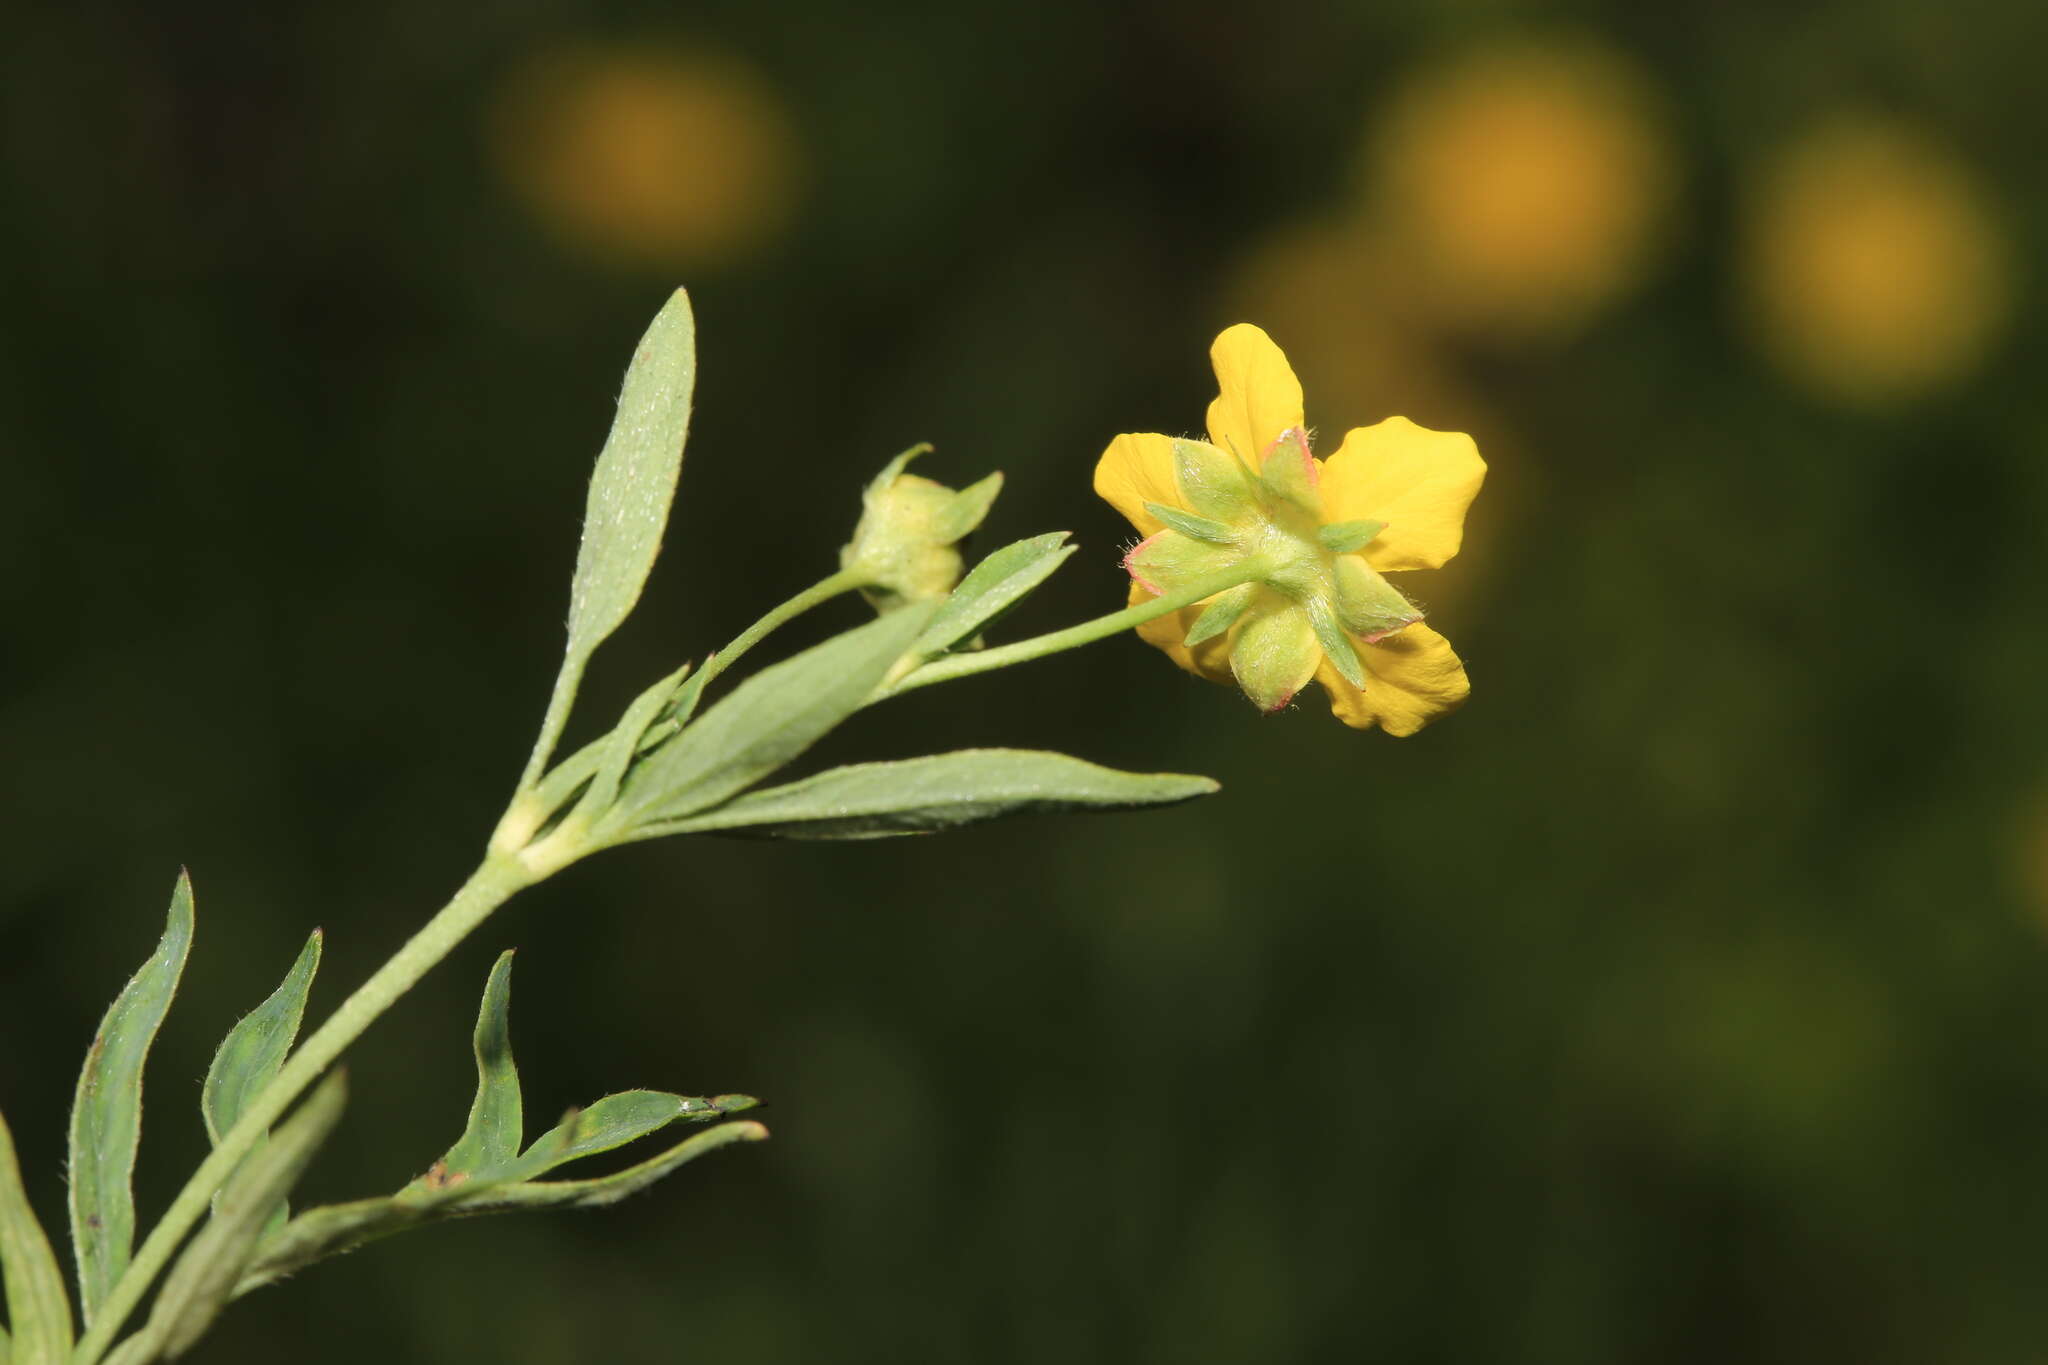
[1094,325,1484,735]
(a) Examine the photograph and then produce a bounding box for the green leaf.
[649,749,1220,840]
[586,662,694,816]
[203,930,323,1146]
[1318,519,1386,553]
[434,953,523,1180]
[613,605,937,827]
[914,533,1074,657]
[479,1091,754,1186]
[564,288,697,668]
[144,1072,347,1360]
[69,872,195,1325]
[231,1115,765,1297]
[200,928,322,1239]
[517,667,702,845]
[0,1108,74,1364]
[1141,502,1235,544]
[440,1120,767,1214]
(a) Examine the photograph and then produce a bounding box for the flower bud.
[840,446,1002,613]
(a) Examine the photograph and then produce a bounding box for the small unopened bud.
[840,446,1003,613]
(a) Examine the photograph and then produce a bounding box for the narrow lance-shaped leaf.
[644,748,1220,840]
[430,953,523,1182]
[143,1071,347,1360]
[199,928,323,1240]
[231,1098,760,1296]
[610,604,937,828]
[914,533,1075,658]
[586,662,694,817]
[203,930,323,1146]
[480,1091,757,1186]
[565,289,697,667]
[70,872,195,1324]
[0,1108,73,1364]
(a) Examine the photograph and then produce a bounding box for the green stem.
[514,654,586,798]
[73,857,538,1365]
[879,562,1267,699]
[686,569,867,701]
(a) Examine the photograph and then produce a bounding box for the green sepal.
[1171,439,1260,523]
[931,471,1003,544]
[1256,428,1321,517]
[610,604,937,829]
[1332,557,1421,641]
[140,1072,347,1361]
[70,871,195,1326]
[915,533,1074,657]
[1141,503,1234,545]
[563,289,697,669]
[1182,583,1258,649]
[1229,602,1321,713]
[1318,520,1386,553]
[433,952,523,1181]
[635,749,1219,840]
[1307,597,1365,688]
[1125,531,1242,596]
[1,1107,74,1364]
[859,443,932,500]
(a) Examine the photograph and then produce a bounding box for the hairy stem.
[878,562,1267,699]
[687,568,868,701]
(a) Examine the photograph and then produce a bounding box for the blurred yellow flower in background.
[1364,40,1676,339]
[1095,326,1484,735]
[1741,117,2012,406]
[489,45,801,267]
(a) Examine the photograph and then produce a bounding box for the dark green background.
[4,2,2046,1361]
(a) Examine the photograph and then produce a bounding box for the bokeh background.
[3,1,2046,1361]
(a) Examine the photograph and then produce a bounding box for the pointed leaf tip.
[647,749,1219,840]
[436,952,523,1180]
[69,873,195,1325]
[204,928,324,1147]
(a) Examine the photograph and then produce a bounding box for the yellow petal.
[1319,417,1485,571]
[1204,324,1305,467]
[1129,582,1235,685]
[1316,622,1470,735]
[1093,432,1181,538]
